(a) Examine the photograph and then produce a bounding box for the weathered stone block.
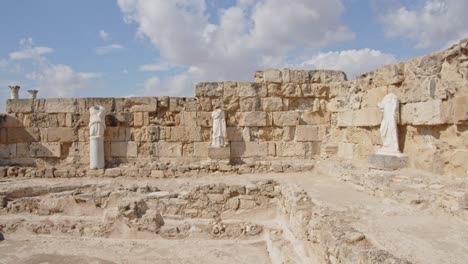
[78,98,114,112]
[169,127,202,142]
[231,142,268,158]
[223,81,239,98]
[45,98,76,113]
[289,70,310,83]
[106,127,131,142]
[153,142,182,157]
[208,146,230,160]
[337,108,382,127]
[0,144,16,158]
[368,153,408,170]
[126,97,157,112]
[301,84,329,98]
[401,100,444,125]
[276,142,308,157]
[193,142,210,157]
[300,111,330,125]
[7,127,40,143]
[46,127,74,142]
[29,142,61,158]
[6,99,33,113]
[104,168,122,177]
[111,142,138,157]
[263,69,282,83]
[295,125,326,142]
[195,82,224,97]
[451,96,467,123]
[180,111,198,127]
[133,112,149,127]
[238,82,267,97]
[309,70,347,83]
[273,111,300,126]
[196,112,212,127]
[237,112,268,127]
[280,83,302,97]
[240,97,261,112]
[338,143,355,160]
[0,114,22,128]
[261,97,283,112]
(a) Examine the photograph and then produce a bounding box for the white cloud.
[0,59,7,68]
[139,63,173,72]
[99,30,110,41]
[302,48,397,79]
[123,69,129,74]
[117,0,354,96]
[27,64,99,97]
[9,47,53,60]
[380,0,468,48]
[95,44,124,55]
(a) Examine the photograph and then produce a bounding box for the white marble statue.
[377,93,400,155]
[211,108,227,148]
[8,85,20,99]
[89,105,106,169]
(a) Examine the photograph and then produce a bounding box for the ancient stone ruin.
[0,39,467,263]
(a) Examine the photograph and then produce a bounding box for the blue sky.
[1,0,467,112]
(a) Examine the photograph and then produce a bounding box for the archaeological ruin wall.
[1,39,467,176]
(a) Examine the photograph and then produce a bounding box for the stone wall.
[1,39,467,176]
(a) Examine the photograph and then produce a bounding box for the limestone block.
[0,114,22,128]
[197,112,212,127]
[169,127,202,142]
[223,81,239,98]
[16,143,30,158]
[401,100,445,125]
[126,97,157,112]
[0,144,16,158]
[133,112,149,127]
[300,111,330,125]
[78,98,114,113]
[452,96,468,123]
[240,97,261,112]
[223,96,240,112]
[276,142,309,158]
[45,98,76,113]
[198,97,212,111]
[263,69,282,83]
[295,125,327,142]
[273,111,300,126]
[6,99,33,113]
[131,126,159,142]
[289,70,310,83]
[111,142,138,157]
[309,70,347,83]
[268,142,276,156]
[183,98,201,112]
[337,108,382,127]
[29,142,61,158]
[193,142,210,157]
[226,127,245,142]
[230,142,268,158]
[195,82,224,97]
[301,84,329,98]
[208,146,230,160]
[7,127,40,143]
[153,142,183,157]
[169,97,185,112]
[261,97,283,112]
[0,128,6,144]
[46,127,74,142]
[363,86,388,107]
[368,153,408,170]
[180,111,198,127]
[280,83,302,97]
[338,143,355,160]
[287,98,316,111]
[106,127,130,142]
[104,168,122,177]
[238,82,267,97]
[237,112,268,127]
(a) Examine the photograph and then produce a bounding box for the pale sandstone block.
[169,97,184,112]
[240,97,261,112]
[133,112,149,127]
[273,111,300,126]
[153,142,183,157]
[238,82,267,97]
[16,143,30,158]
[79,98,114,112]
[230,142,268,158]
[7,127,40,143]
[30,142,61,158]
[45,98,76,113]
[46,127,74,142]
[276,142,308,157]
[169,127,202,142]
[309,70,347,83]
[0,144,16,158]
[197,112,212,127]
[300,111,330,125]
[193,142,210,157]
[237,112,268,127]
[106,127,130,142]
[261,97,283,112]
[268,142,276,156]
[198,97,212,111]
[452,96,467,123]
[301,84,329,98]
[295,125,327,142]
[280,83,302,97]
[363,86,388,107]
[401,100,445,125]
[208,146,230,160]
[6,99,33,113]
[0,128,6,144]
[263,69,282,83]
[338,142,355,160]
[337,108,382,127]
[184,98,201,111]
[289,70,310,83]
[180,112,198,127]
[126,97,157,112]
[111,141,138,157]
[195,82,224,97]
[223,81,239,98]
[226,127,243,142]
[0,114,22,128]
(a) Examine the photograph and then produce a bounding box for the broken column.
[27,89,38,99]
[89,105,106,169]
[208,108,230,161]
[8,85,20,99]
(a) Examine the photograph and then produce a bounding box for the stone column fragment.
[8,85,20,99]
[89,105,106,169]
[27,89,38,99]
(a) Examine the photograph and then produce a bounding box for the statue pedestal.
[208,146,230,161]
[368,153,408,170]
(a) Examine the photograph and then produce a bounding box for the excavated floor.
[1,162,468,264]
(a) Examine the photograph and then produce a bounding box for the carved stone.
[89,105,106,169]
[8,85,20,99]
[377,93,400,155]
[211,108,227,148]
[27,90,38,99]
